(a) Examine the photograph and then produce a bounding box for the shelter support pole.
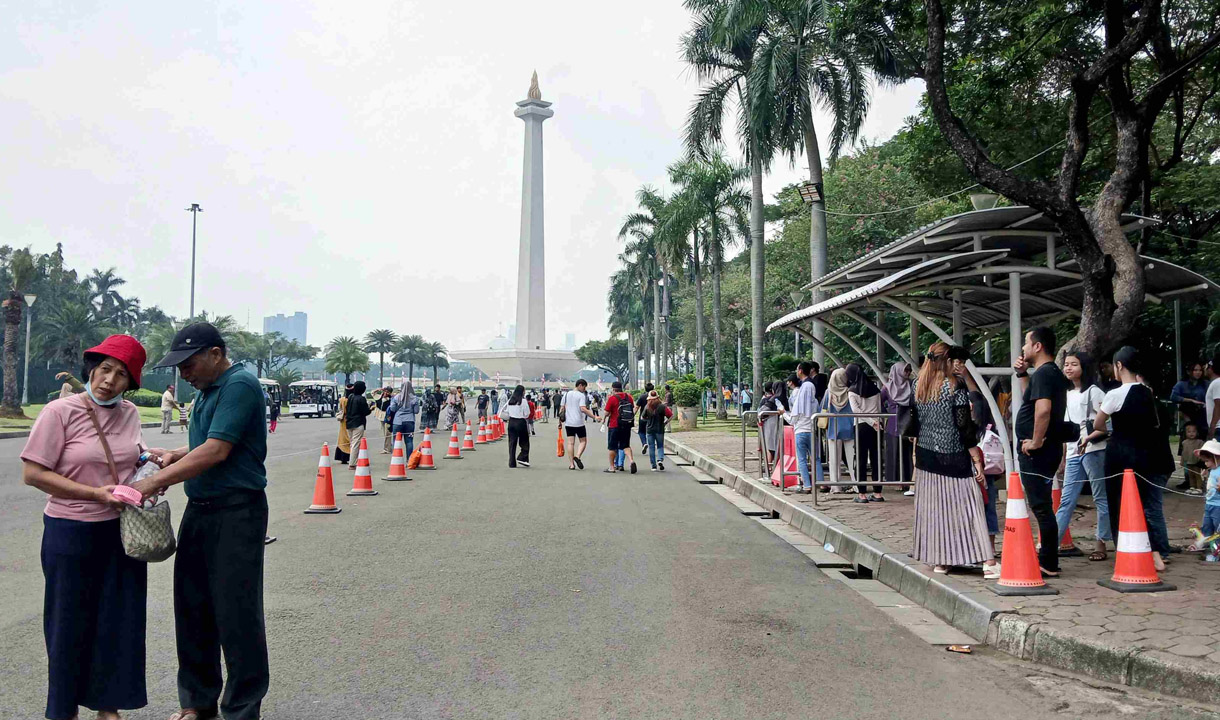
[838,309,917,368]
[909,309,919,364]
[793,328,843,370]
[814,318,885,378]
[876,311,885,369]
[1175,298,1183,432]
[1009,272,1023,454]
[882,296,1015,474]
[952,289,963,345]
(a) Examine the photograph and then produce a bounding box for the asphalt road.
[0,409,1211,719]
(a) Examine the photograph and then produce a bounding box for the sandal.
[1088,550,1107,561]
[168,711,214,720]
[1039,567,1061,578]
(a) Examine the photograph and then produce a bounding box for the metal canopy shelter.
[767,206,1220,473]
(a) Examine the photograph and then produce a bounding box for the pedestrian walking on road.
[1094,346,1175,572]
[1013,326,1071,577]
[505,384,532,467]
[22,335,151,720]
[268,392,280,434]
[134,322,271,720]
[910,342,999,578]
[388,381,420,458]
[161,382,176,433]
[563,379,596,469]
[345,381,372,467]
[636,383,653,450]
[491,386,501,416]
[477,388,490,419]
[642,390,672,470]
[603,381,637,474]
[335,389,352,464]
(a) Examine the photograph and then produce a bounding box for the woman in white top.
[846,364,884,502]
[503,384,532,468]
[1054,351,1111,561]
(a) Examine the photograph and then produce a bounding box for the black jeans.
[508,417,530,466]
[855,423,882,493]
[174,492,269,720]
[1018,447,1063,572]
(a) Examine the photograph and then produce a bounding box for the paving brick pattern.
[673,429,1220,670]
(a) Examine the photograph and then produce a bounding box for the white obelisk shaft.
[513,77,553,351]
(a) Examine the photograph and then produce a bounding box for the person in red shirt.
[603,381,638,474]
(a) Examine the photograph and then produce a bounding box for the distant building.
[563,333,576,351]
[263,312,307,344]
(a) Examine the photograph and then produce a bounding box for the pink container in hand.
[111,485,143,506]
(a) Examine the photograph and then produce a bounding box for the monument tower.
[451,72,585,382]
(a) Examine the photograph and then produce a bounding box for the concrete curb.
[0,421,162,440]
[665,434,1219,705]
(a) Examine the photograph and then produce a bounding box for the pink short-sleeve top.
[21,395,145,522]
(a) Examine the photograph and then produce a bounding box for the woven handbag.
[81,396,177,563]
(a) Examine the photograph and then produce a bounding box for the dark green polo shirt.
[186,363,268,499]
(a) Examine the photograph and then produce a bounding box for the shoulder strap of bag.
[80,395,121,486]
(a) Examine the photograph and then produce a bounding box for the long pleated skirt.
[911,467,992,567]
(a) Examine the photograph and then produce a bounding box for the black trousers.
[855,424,882,493]
[42,516,147,720]
[174,492,269,720]
[508,417,530,466]
[885,434,915,485]
[1019,447,1063,572]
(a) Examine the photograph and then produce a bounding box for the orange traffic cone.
[462,421,477,451]
[1052,482,1083,557]
[444,423,463,459]
[496,416,504,440]
[347,437,379,496]
[476,418,488,445]
[304,443,341,514]
[384,432,410,481]
[1099,469,1176,593]
[417,427,436,470]
[990,472,1058,596]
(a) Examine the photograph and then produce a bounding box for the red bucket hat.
[83,335,147,390]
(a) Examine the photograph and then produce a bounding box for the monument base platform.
[450,348,586,383]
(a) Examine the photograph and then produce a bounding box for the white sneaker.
[518,460,530,467]
[983,563,1000,580]
[904,489,915,496]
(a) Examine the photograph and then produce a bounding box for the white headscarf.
[828,368,851,408]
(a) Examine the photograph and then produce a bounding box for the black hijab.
[845,364,880,399]
[811,374,829,402]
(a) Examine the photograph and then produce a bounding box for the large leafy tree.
[619,187,670,384]
[363,329,398,389]
[393,334,428,384]
[425,341,448,384]
[575,339,630,384]
[607,267,648,388]
[324,336,370,384]
[86,267,127,323]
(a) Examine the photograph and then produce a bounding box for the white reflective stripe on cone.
[1005,497,1028,520]
[1116,530,1152,554]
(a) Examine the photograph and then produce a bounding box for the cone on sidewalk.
[462,421,477,451]
[444,423,463,459]
[1099,469,1177,593]
[383,432,410,481]
[417,427,436,470]
[304,443,341,514]
[1051,483,1083,557]
[990,472,1058,596]
[476,418,488,445]
[347,437,379,496]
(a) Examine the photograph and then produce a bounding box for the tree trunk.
[661,261,672,382]
[379,353,385,389]
[693,227,705,380]
[408,361,415,385]
[626,329,636,390]
[802,105,827,367]
[653,266,662,383]
[642,280,654,387]
[712,233,726,421]
[749,144,766,403]
[2,296,22,416]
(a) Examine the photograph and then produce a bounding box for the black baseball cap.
[155,322,226,367]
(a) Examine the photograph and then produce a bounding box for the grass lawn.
[0,403,164,430]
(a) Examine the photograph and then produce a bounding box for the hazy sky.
[0,1,923,353]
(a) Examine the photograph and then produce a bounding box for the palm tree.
[683,0,774,400]
[363,329,398,389]
[746,0,896,359]
[42,304,107,367]
[619,187,671,383]
[619,240,656,387]
[324,336,370,384]
[86,267,127,322]
[2,248,35,416]
[270,367,302,403]
[607,267,647,389]
[669,153,750,418]
[425,342,448,384]
[393,334,428,384]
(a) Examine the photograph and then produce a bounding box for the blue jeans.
[1056,451,1111,544]
[1202,505,1220,537]
[795,432,812,488]
[983,474,1000,535]
[616,449,625,469]
[392,422,415,458]
[1144,474,1170,554]
[646,432,665,467]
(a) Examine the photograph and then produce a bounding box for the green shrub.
[123,389,163,407]
[673,382,702,407]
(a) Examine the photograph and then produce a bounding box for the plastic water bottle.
[129,451,161,485]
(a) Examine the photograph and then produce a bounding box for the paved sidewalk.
[670,428,1220,702]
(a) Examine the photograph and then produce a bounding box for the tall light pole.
[21,294,36,405]
[186,204,203,319]
[796,181,824,366]
[734,319,745,397]
[789,291,804,358]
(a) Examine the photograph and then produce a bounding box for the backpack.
[616,393,635,425]
[423,393,439,413]
[978,425,1005,475]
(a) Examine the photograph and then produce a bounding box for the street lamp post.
[21,294,36,406]
[789,291,804,358]
[734,319,745,398]
[186,204,203,319]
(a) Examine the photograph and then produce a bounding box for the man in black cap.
[130,322,269,720]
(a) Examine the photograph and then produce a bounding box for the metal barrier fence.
[754,410,915,506]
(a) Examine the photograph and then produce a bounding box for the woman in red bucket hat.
[20,334,152,720]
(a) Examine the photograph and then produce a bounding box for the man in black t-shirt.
[636,382,654,447]
[1014,326,1071,575]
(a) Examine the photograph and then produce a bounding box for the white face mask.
[85,381,122,407]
